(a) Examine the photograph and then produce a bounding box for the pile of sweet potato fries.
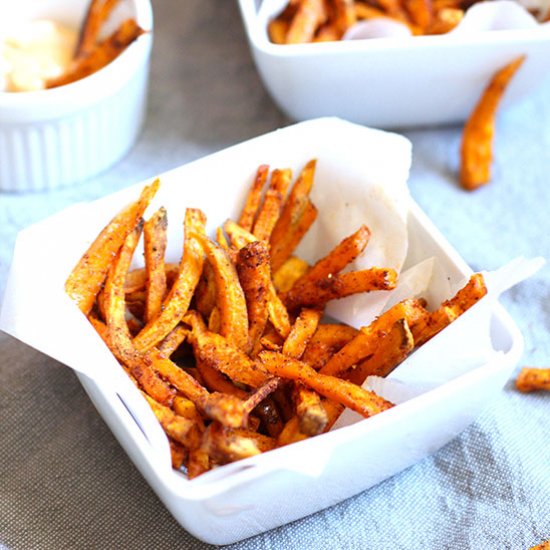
[65,160,487,477]
[268,0,548,44]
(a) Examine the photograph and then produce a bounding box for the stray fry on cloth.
[75,0,120,59]
[66,160,489,476]
[460,56,525,191]
[515,367,550,393]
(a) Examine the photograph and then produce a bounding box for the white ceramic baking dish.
[0,118,529,545]
[237,0,550,128]
[0,0,153,192]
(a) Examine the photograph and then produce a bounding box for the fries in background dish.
[65,160,488,477]
[46,0,146,89]
[267,0,546,43]
[515,367,550,393]
[460,56,525,191]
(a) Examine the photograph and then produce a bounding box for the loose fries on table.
[515,367,550,393]
[460,56,525,191]
[66,159,488,477]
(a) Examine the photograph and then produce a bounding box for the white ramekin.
[0,0,153,192]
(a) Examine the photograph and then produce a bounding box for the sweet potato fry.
[186,448,211,479]
[193,262,217,320]
[412,273,487,345]
[101,222,175,406]
[194,233,249,351]
[47,19,146,88]
[269,18,291,44]
[286,0,328,43]
[277,416,309,446]
[515,367,550,393]
[313,23,340,42]
[185,311,271,389]
[208,306,221,333]
[301,323,358,370]
[236,241,272,354]
[411,305,458,346]
[294,382,328,435]
[172,396,199,421]
[201,422,262,465]
[283,308,323,359]
[196,357,248,398]
[124,263,179,294]
[133,208,206,352]
[321,298,427,376]
[142,392,202,449]
[65,178,159,315]
[143,207,168,323]
[273,255,310,293]
[238,164,269,232]
[283,309,327,435]
[252,168,292,242]
[460,56,525,190]
[75,0,120,59]
[355,3,395,19]
[216,226,231,253]
[403,0,434,30]
[284,267,398,311]
[427,7,463,34]
[259,351,394,418]
[243,378,283,414]
[169,439,187,469]
[270,160,317,271]
[333,0,357,35]
[157,325,189,357]
[267,285,292,339]
[283,224,371,306]
[150,352,248,428]
[223,219,257,251]
[346,318,414,383]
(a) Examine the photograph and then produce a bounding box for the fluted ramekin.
[0,0,153,192]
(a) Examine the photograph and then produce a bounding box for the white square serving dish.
[237,0,550,128]
[0,118,525,545]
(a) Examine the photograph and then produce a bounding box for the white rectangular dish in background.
[0,119,528,545]
[237,0,550,128]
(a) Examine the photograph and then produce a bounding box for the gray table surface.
[1,2,549,549]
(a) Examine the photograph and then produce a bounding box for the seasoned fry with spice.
[143,207,168,323]
[259,351,394,418]
[65,179,159,315]
[460,56,525,190]
[133,208,206,352]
